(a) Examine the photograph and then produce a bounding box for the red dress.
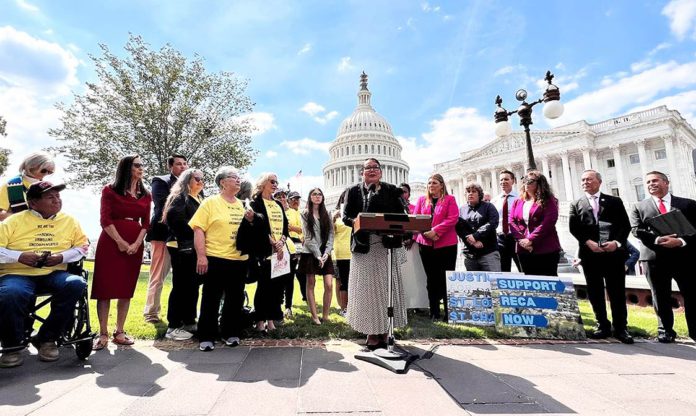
[91,186,152,300]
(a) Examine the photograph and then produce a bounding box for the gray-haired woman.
[189,166,256,351]
[160,168,205,341]
[0,151,55,220]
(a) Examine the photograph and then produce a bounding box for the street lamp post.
[494,71,564,171]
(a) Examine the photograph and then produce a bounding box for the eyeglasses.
[133,163,145,169]
[311,192,323,197]
[226,175,240,181]
[363,166,381,171]
[270,180,278,185]
[40,168,54,175]
[192,177,204,183]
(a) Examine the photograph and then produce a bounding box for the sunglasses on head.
[132,162,145,169]
[40,168,54,175]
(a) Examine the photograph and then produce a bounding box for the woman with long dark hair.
[509,170,561,276]
[160,168,205,341]
[298,188,335,325]
[92,155,151,350]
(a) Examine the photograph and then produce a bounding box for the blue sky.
[2,0,696,236]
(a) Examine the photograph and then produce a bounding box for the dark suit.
[569,193,630,332]
[146,173,177,242]
[630,195,696,339]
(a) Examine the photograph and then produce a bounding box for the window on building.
[607,159,615,168]
[611,188,620,197]
[655,149,667,160]
[634,184,645,201]
[629,154,640,164]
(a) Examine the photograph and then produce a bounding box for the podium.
[352,212,431,374]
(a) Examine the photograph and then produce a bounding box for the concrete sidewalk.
[1,339,695,415]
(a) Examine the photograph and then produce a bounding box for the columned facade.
[323,73,410,206]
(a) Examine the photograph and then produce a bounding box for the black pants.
[419,244,458,318]
[198,257,247,342]
[166,247,200,329]
[643,259,695,339]
[282,255,299,309]
[497,233,521,272]
[518,251,559,277]
[254,260,285,321]
[582,254,627,331]
[336,259,350,291]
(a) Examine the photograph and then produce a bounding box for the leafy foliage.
[0,115,11,176]
[49,35,257,188]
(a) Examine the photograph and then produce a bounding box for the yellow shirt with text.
[264,199,284,242]
[188,195,248,261]
[0,210,88,277]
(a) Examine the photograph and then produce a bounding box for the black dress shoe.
[658,333,676,343]
[590,326,611,339]
[614,329,634,344]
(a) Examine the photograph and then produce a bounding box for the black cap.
[287,191,300,199]
[25,181,66,200]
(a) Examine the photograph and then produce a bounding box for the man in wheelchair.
[0,181,88,368]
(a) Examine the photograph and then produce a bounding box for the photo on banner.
[491,273,585,340]
[446,271,496,326]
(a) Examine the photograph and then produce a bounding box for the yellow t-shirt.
[286,207,303,240]
[0,176,33,212]
[188,195,248,261]
[0,210,88,277]
[264,199,284,242]
[333,216,352,260]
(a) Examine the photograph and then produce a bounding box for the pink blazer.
[413,194,459,249]
[509,197,561,254]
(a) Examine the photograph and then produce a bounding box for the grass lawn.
[79,260,689,341]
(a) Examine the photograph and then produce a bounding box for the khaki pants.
[143,241,171,318]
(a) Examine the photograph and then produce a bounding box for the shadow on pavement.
[405,345,575,414]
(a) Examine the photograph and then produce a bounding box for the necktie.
[502,195,509,234]
[658,198,667,214]
[591,195,599,221]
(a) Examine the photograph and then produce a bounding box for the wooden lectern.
[353,212,431,374]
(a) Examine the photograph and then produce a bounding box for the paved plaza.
[1,339,695,415]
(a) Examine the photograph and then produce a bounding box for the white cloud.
[233,111,275,136]
[421,2,432,12]
[265,150,278,158]
[551,60,696,125]
[15,0,39,13]
[337,56,354,72]
[648,42,671,56]
[299,102,339,124]
[493,65,524,77]
[297,43,311,55]
[398,107,495,181]
[629,89,696,126]
[663,0,696,40]
[280,138,332,155]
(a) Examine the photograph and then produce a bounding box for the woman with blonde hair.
[412,173,459,321]
[248,172,289,333]
[160,168,205,341]
[0,151,55,220]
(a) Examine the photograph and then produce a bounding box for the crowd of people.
[0,151,694,368]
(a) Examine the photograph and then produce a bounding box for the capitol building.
[323,72,410,206]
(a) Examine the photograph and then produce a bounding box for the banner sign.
[446,271,495,326]
[490,273,585,340]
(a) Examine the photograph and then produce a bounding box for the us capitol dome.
[323,72,410,206]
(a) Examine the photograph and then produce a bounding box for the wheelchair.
[0,259,95,360]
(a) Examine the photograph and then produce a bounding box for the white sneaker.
[199,341,215,352]
[165,327,194,341]
[181,323,198,333]
[222,336,240,347]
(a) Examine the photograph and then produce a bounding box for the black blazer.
[569,193,630,261]
[164,194,201,250]
[249,195,289,259]
[630,194,696,261]
[147,173,177,241]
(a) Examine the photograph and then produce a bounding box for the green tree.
[0,115,10,176]
[49,35,257,188]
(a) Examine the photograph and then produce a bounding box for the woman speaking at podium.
[342,158,408,350]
